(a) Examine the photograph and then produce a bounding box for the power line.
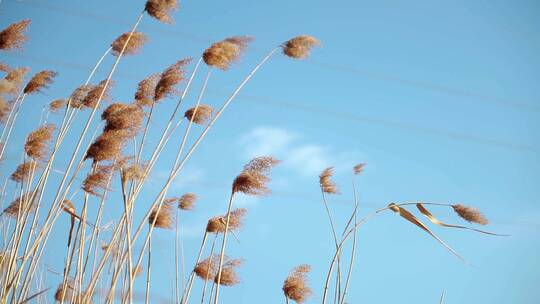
[6,0,540,112]
[3,51,539,153]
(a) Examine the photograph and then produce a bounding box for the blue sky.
[1,0,539,303]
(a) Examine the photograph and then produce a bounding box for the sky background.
[1,0,539,303]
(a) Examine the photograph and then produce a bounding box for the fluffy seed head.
[23,70,57,94]
[353,163,366,175]
[145,0,178,23]
[121,163,145,182]
[203,36,252,70]
[283,35,320,59]
[135,73,159,107]
[148,200,175,229]
[85,130,129,163]
[82,165,113,196]
[206,208,247,233]
[452,204,489,225]
[54,279,79,302]
[232,156,279,195]
[178,193,197,210]
[82,79,113,109]
[194,255,219,281]
[67,84,93,109]
[0,79,14,95]
[283,264,312,303]
[4,67,29,93]
[0,97,10,123]
[319,167,338,194]
[214,257,242,286]
[24,124,55,160]
[49,99,67,112]
[10,160,36,183]
[184,104,213,124]
[102,103,144,136]
[0,63,10,72]
[2,193,35,217]
[111,31,147,56]
[154,58,190,102]
[0,20,31,51]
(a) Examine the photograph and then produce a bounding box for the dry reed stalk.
[199,234,218,304]
[0,20,31,51]
[283,264,312,303]
[180,231,209,304]
[174,193,197,302]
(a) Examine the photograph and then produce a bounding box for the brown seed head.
[0,97,10,123]
[54,279,79,302]
[24,124,55,160]
[82,165,113,196]
[49,99,67,112]
[0,79,14,95]
[2,193,35,217]
[111,31,147,56]
[353,163,366,175]
[0,62,10,72]
[206,208,247,233]
[135,73,159,107]
[214,257,242,286]
[85,129,129,163]
[149,200,175,229]
[23,70,57,94]
[82,79,113,109]
[232,156,279,195]
[184,104,213,125]
[283,264,312,303]
[283,35,320,59]
[4,67,29,93]
[122,163,146,182]
[145,0,178,24]
[0,20,31,51]
[452,204,489,225]
[67,84,93,109]
[102,103,144,135]
[319,167,338,194]
[203,36,252,70]
[178,193,197,210]
[10,160,36,183]
[154,58,190,102]
[194,255,219,281]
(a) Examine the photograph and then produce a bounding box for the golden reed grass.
[0,20,31,51]
[283,264,312,303]
[23,70,57,94]
[203,36,252,70]
[111,31,147,56]
[24,124,55,160]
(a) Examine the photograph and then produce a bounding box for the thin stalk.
[145,227,152,304]
[181,231,209,304]
[320,190,342,304]
[200,233,218,304]
[340,177,359,304]
[212,192,235,304]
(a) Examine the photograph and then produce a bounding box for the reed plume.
[24,123,55,160]
[10,160,36,183]
[232,156,279,195]
[184,104,213,124]
[82,165,113,196]
[282,35,320,59]
[206,208,247,233]
[85,130,128,162]
[353,163,366,175]
[0,79,14,94]
[135,73,159,107]
[145,0,178,24]
[4,67,29,94]
[102,103,144,135]
[452,204,488,225]
[319,167,338,194]
[54,279,79,302]
[0,96,10,122]
[0,19,31,51]
[213,257,242,286]
[111,31,147,56]
[122,162,145,182]
[2,193,34,217]
[23,70,57,94]
[283,264,312,303]
[0,62,10,72]
[178,193,197,210]
[203,36,252,70]
[148,199,175,229]
[194,255,218,281]
[154,58,191,102]
[82,79,113,109]
[49,99,67,112]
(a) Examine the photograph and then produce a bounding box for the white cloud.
[239,126,296,158]
[285,144,331,177]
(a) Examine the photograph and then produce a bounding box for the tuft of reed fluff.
[319,167,338,194]
[206,208,247,233]
[145,0,178,24]
[10,160,36,183]
[203,36,252,70]
[0,97,10,122]
[0,19,31,51]
[49,99,67,112]
[452,204,489,225]
[24,124,55,160]
[194,255,219,281]
[82,79,113,109]
[0,62,10,72]
[232,156,279,195]
[282,264,312,303]
[111,31,147,56]
[353,163,366,175]
[149,199,175,229]
[135,73,159,107]
[23,70,57,94]
[178,193,197,210]
[54,279,79,302]
[85,129,129,163]
[82,165,113,196]
[282,35,320,60]
[0,79,14,95]
[2,193,34,217]
[154,58,191,102]
[121,162,145,182]
[184,104,213,125]
[4,67,29,94]
[214,257,242,286]
[102,103,144,136]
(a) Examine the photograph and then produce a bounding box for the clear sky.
[1,0,539,303]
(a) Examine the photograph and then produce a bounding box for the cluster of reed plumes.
[0,0,321,303]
